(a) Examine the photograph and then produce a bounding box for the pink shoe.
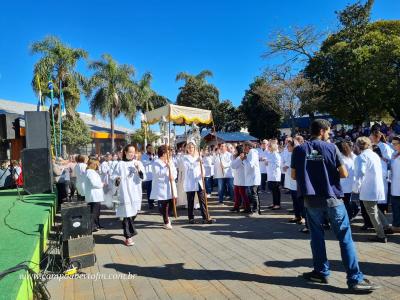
[125,238,135,246]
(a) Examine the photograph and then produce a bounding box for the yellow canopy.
[144,104,213,125]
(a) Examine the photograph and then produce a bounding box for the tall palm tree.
[31,36,88,116]
[85,54,137,151]
[175,70,213,84]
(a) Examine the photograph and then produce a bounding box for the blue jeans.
[307,204,364,287]
[217,178,234,203]
[205,177,213,195]
[392,196,400,227]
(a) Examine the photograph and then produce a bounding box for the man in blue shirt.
[291,119,379,293]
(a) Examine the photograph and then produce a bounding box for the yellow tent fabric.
[144,104,213,125]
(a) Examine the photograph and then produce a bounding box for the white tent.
[144,104,213,125]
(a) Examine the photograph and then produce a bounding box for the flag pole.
[48,77,58,157]
[59,79,63,158]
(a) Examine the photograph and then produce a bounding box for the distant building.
[202,131,259,145]
[0,99,133,159]
[279,115,341,136]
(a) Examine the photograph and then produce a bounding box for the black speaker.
[61,202,91,240]
[22,148,53,194]
[0,113,19,140]
[62,235,95,269]
[25,111,51,149]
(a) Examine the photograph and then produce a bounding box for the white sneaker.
[125,238,135,246]
[163,222,173,230]
[207,194,212,198]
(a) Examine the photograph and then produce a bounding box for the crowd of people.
[47,118,400,293]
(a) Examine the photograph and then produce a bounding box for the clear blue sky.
[0,0,399,129]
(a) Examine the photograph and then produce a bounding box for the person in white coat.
[390,136,400,232]
[74,155,88,201]
[141,144,156,209]
[180,141,215,224]
[150,145,177,229]
[258,140,269,192]
[370,130,394,162]
[202,146,214,197]
[242,142,261,214]
[353,137,392,243]
[266,143,282,210]
[213,143,234,204]
[112,144,146,246]
[230,144,251,213]
[99,153,114,209]
[372,145,389,214]
[84,159,104,232]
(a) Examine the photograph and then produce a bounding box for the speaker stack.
[61,202,95,269]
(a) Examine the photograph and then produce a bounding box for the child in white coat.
[84,159,104,232]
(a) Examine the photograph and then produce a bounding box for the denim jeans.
[205,177,213,195]
[392,196,400,227]
[217,177,234,203]
[306,204,364,287]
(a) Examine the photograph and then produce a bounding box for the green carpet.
[0,189,56,300]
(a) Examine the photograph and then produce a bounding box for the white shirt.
[180,155,204,192]
[266,152,281,182]
[84,169,104,203]
[378,142,394,162]
[243,149,261,186]
[74,163,87,196]
[213,152,233,179]
[353,149,385,201]
[150,159,178,200]
[283,151,296,190]
[258,148,269,174]
[111,160,145,217]
[231,157,246,186]
[202,155,214,177]
[340,153,356,194]
[391,153,400,196]
[141,153,156,181]
[379,159,388,204]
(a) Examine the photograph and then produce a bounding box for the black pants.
[122,216,137,239]
[158,199,172,224]
[260,173,268,191]
[291,190,304,219]
[268,181,281,206]
[186,185,208,220]
[247,185,260,212]
[88,202,101,230]
[70,178,77,200]
[144,180,154,208]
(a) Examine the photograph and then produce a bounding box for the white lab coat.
[391,153,400,196]
[258,149,269,174]
[266,152,281,182]
[180,154,204,192]
[243,149,261,186]
[84,169,104,203]
[283,151,296,190]
[379,159,388,204]
[150,159,178,201]
[202,155,214,177]
[176,154,187,206]
[213,152,233,179]
[378,142,394,162]
[231,157,246,186]
[141,153,155,181]
[112,160,146,218]
[340,154,356,194]
[353,149,385,201]
[74,163,87,196]
[100,161,114,208]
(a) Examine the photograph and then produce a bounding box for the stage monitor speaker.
[25,111,51,149]
[22,148,53,194]
[62,235,95,269]
[0,113,19,140]
[61,202,92,240]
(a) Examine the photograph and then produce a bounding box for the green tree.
[176,70,220,123]
[61,114,92,154]
[213,100,245,132]
[85,54,137,151]
[130,128,159,149]
[31,36,88,116]
[240,77,283,139]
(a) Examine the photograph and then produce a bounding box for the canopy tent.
[144,104,213,125]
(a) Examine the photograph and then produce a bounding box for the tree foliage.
[240,77,283,139]
[131,128,159,148]
[213,100,246,132]
[61,114,92,153]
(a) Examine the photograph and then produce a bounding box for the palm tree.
[31,36,88,116]
[175,70,213,84]
[85,54,137,151]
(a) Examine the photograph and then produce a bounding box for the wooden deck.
[47,192,400,300]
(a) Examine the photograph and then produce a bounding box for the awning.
[144,104,213,125]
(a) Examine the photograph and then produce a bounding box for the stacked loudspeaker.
[22,111,53,194]
[61,202,95,269]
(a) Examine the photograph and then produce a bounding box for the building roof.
[0,98,133,134]
[203,131,258,142]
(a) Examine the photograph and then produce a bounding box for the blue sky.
[0,0,399,130]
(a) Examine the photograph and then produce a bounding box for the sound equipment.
[24,111,51,149]
[0,113,19,140]
[21,148,53,194]
[61,202,91,240]
[62,235,95,269]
